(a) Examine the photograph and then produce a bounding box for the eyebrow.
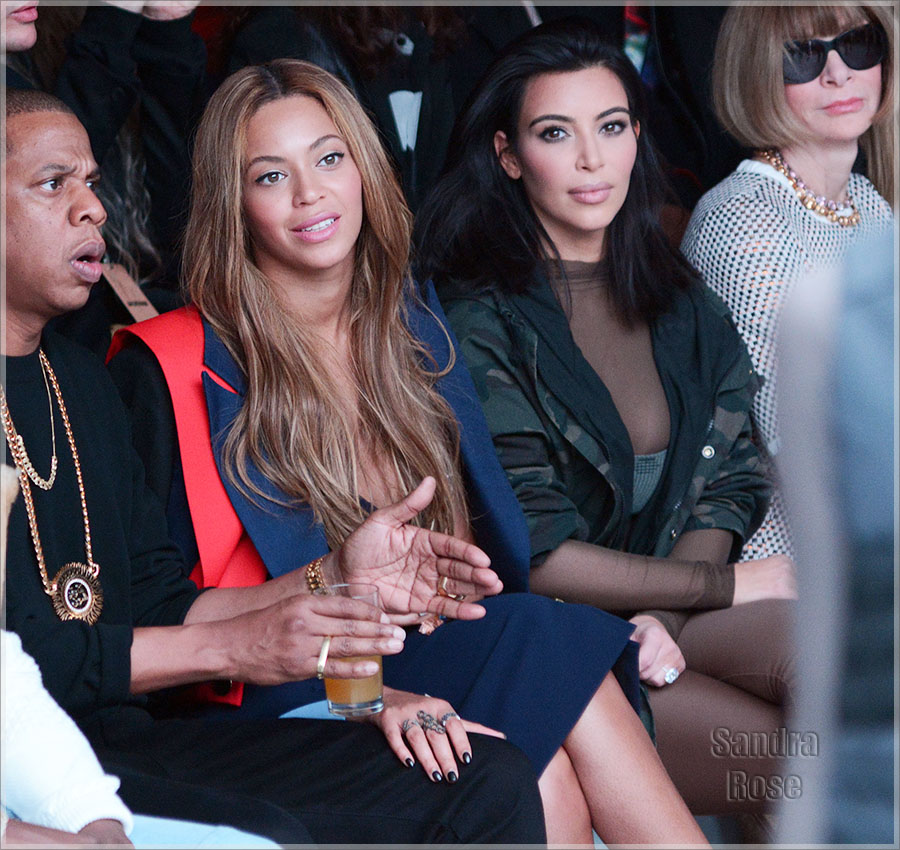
[528,107,631,128]
[33,163,100,182]
[37,163,75,175]
[247,134,345,169]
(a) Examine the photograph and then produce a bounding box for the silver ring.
[662,666,680,685]
[401,718,421,733]
[417,710,447,733]
[316,636,332,680]
[440,711,460,727]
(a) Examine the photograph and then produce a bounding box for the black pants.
[90,715,546,844]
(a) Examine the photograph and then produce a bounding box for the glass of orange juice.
[320,582,384,717]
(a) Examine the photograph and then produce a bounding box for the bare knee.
[538,747,593,847]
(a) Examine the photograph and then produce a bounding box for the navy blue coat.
[109,281,642,772]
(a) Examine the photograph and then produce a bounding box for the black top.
[2,332,201,736]
[55,6,207,258]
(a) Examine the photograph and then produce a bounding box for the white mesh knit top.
[682,159,893,559]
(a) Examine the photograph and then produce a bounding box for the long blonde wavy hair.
[183,60,467,548]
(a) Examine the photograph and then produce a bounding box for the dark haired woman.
[418,19,797,815]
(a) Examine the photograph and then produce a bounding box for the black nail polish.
[462,752,472,765]
[447,771,458,783]
[405,758,415,768]
[432,770,443,782]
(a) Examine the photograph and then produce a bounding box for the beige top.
[548,260,670,457]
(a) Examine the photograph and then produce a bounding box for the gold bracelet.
[305,556,328,594]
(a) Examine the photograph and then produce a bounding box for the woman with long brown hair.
[109,59,708,845]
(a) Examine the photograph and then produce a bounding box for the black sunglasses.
[783,23,887,85]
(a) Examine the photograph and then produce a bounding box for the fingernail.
[392,627,407,640]
[432,771,443,782]
[380,613,391,623]
[405,758,415,768]
[385,639,404,652]
[447,771,458,783]
[462,752,472,765]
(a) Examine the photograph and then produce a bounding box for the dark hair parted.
[415,17,698,326]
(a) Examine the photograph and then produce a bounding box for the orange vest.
[109,307,266,706]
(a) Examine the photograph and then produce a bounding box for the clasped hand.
[232,593,405,686]
[629,614,686,688]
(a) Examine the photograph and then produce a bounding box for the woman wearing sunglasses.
[682,5,894,562]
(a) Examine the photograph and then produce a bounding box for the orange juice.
[324,655,383,716]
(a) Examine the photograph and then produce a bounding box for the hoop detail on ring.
[439,711,460,727]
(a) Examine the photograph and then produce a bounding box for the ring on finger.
[316,635,332,680]
[439,711,460,727]
[437,575,466,602]
[401,718,421,734]
[417,710,447,733]
[662,666,680,685]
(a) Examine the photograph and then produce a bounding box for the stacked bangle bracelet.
[305,556,327,593]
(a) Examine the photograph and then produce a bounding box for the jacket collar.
[499,273,730,544]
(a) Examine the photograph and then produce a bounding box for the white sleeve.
[682,189,803,457]
[1,630,134,835]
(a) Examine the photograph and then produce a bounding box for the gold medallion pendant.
[2,351,106,628]
[51,562,104,624]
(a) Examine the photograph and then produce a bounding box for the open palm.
[336,477,502,620]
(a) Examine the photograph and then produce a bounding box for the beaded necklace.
[759,149,861,227]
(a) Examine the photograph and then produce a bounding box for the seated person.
[1,88,546,846]
[107,60,707,845]
[1,627,280,849]
[4,1,208,355]
[681,4,894,561]
[0,465,273,849]
[416,19,797,815]
[227,6,469,214]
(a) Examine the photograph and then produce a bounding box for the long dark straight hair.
[416,17,698,326]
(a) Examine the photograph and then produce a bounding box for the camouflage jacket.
[441,276,770,567]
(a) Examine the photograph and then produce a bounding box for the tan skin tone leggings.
[548,264,796,815]
[649,599,795,815]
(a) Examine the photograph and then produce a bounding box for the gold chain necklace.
[1,350,103,624]
[759,149,861,227]
[8,353,58,490]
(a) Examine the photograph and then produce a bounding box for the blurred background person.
[776,228,894,845]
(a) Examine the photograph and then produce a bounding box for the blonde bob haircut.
[183,59,466,547]
[713,5,895,204]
